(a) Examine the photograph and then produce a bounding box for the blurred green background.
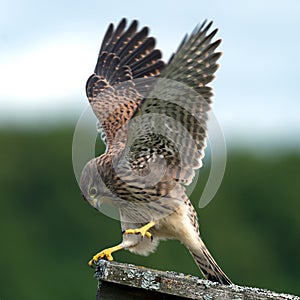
[1,1,300,299]
[0,127,299,299]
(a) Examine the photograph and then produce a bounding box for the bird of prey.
[80,18,232,285]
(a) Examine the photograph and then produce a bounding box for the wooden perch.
[94,260,299,300]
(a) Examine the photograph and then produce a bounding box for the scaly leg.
[123,221,155,240]
[88,222,155,267]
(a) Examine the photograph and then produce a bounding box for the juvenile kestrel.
[80,18,231,285]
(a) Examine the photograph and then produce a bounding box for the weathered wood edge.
[94,260,299,300]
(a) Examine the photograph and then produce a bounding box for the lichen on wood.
[94,260,300,300]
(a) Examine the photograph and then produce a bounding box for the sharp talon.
[88,248,115,267]
[121,230,125,235]
[151,235,153,242]
[88,259,95,268]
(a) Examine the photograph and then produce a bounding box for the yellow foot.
[123,221,155,240]
[88,244,123,267]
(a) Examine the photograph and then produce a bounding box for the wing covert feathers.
[127,20,222,184]
[86,19,221,184]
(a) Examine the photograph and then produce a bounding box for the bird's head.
[79,158,111,210]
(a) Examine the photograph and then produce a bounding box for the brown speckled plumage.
[80,18,231,285]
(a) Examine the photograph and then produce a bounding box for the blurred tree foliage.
[0,127,299,299]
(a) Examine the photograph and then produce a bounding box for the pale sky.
[1,0,300,148]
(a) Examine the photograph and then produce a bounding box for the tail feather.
[190,239,232,285]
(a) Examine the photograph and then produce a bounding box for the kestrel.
[80,18,232,285]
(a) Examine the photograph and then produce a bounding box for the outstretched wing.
[126,21,222,185]
[86,18,165,147]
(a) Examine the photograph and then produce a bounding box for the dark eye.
[89,187,97,197]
